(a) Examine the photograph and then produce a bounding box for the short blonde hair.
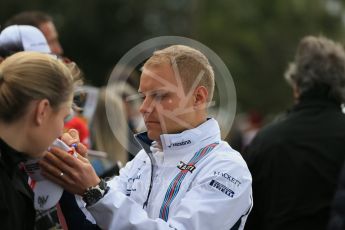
[0,51,82,122]
[143,45,215,101]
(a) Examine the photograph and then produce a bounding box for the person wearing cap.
[5,11,91,148]
[40,45,253,230]
[0,25,51,59]
[0,23,90,147]
[5,11,63,56]
[0,52,81,230]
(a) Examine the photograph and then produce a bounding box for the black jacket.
[0,138,35,230]
[328,161,345,230]
[244,92,345,230]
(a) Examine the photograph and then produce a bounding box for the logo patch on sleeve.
[209,180,235,197]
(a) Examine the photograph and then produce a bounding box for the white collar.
[151,118,221,165]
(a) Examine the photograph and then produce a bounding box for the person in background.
[106,66,146,159]
[89,86,128,177]
[241,110,263,148]
[0,25,50,58]
[244,36,345,230]
[0,51,81,230]
[112,82,144,160]
[5,10,63,56]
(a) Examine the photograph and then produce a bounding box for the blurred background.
[1,0,345,122]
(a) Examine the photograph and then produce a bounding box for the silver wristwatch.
[82,179,109,206]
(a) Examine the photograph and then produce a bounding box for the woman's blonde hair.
[0,51,82,122]
[90,86,128,165]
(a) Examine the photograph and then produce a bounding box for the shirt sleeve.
[59,153,138,229]
[87,158,253,230]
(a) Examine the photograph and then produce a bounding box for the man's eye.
[154,94,166,100]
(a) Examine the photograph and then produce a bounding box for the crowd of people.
[0,10,345,230]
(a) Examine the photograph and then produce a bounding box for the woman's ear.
[35,99,51,125]
[194,86,208,110]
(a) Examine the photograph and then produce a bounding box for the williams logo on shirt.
[177,161,196,173]
[168,140,191,148]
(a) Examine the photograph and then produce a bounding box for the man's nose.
[139,97,154,115]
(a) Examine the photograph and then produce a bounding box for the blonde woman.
[90,86,128,177]
[0,51,81,230]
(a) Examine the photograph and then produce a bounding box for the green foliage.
[195,0,345,115]
[1,0,344,116]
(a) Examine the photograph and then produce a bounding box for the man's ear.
[292,83,300,102]
[35,99,51,126]
[194,86,208,110]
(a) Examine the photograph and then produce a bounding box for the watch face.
[83,179,109,206]
[84,189,103,205]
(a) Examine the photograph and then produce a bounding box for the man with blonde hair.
[40,45,253,230]
[143,45,215,102]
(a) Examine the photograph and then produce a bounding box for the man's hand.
[39,129,100,195]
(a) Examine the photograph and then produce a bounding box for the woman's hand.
[39,129,100,195]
